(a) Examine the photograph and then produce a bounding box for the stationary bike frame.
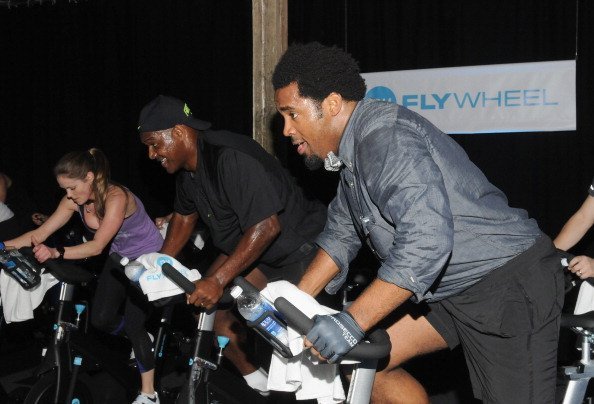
[559,252,594,404]
[162,263,391,404]
[24,254,140,404]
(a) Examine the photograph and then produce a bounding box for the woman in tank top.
[4,148,163,404]
[555,175,594,280]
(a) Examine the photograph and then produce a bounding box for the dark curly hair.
[272,42,367,103]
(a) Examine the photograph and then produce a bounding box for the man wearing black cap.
[137,95,327,395]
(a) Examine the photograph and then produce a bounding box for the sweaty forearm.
[211,216,280,288]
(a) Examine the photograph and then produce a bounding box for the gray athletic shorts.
[426,236,564,403]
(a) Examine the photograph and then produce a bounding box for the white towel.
[262,281,347,403]
[0,269,58,323]
[574,281,594,315]
[136,253,201,301]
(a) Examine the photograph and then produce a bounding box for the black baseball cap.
[137,95,211,133]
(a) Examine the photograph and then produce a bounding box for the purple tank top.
[79,193,163,260]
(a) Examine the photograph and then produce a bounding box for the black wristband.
[56,246,65,260]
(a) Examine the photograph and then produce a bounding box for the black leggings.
[91,258,154,373]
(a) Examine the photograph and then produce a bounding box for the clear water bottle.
[120,257,146,283]
[230,286,290,347]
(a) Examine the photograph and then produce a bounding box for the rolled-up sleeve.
[316,184,362,294]
[359,127,454,301]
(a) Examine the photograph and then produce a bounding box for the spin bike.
[21,249,275,404]
[160,261,392,404]
[559,252,594,404]
[146,274,269,404]
[23,252,141,404]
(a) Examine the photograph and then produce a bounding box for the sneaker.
[132,391,159,404]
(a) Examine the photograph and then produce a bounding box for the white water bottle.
[120,257,146,283]
[230,286,289,346]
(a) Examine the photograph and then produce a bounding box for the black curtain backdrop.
[0,0,253,217]
[1,0,593,253]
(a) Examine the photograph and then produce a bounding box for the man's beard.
[304,154,324,170]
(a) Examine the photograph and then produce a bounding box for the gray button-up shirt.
[317,99,541,302]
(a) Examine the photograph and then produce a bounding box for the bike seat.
[44,259,95,285]
[561,311,594,330]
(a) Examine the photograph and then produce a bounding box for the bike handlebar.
[557,249,594,290]
[161,262,234,305]
[162,266,391,361]
[273,297,391,361]
[162,262,196,293]
[18,246,94,285]
[233,276,391,361]
[232,276,260,295]
[558,249,575,268]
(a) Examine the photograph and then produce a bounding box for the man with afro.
[273,42,563,404]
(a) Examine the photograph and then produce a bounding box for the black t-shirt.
[174,130,326,267]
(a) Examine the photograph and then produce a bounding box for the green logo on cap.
[183,104,191,117]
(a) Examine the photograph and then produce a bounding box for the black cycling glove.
[306,311,364,364]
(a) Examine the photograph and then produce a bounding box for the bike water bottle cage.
[0,245,43,290]
[246,311,293,358]
[231,279,294,358]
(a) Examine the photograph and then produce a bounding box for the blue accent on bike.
[73,356,82,366]
[53,324,58,330]
[217,335,230,349]
[156,256,174,267]
[72,399,80,404]
[75,304,86,315]
[189,358,194,366]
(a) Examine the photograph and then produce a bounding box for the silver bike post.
[563,332,594,404]
[346,359,377,404]
[186,306,217,404]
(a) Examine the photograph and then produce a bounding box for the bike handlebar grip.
[18,246,36,258]
[557,249,574,266]
[233,276,260,295]
[274,297,313,331]
[274,297,391,361]
[17,247,43,272]
[557,249,594,288]
[162,263,196,294]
